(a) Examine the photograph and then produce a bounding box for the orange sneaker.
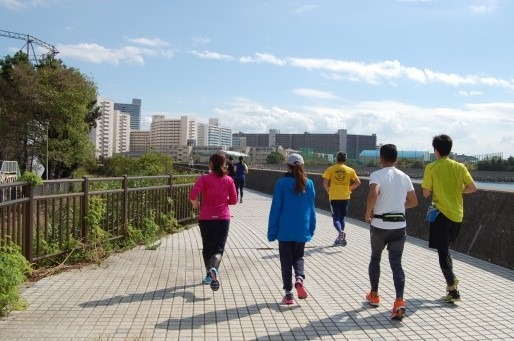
[366,292,380,307]
[391,298,406,320]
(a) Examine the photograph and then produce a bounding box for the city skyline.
[0,0,513,157]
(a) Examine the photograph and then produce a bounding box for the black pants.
[199,220,230,273]
[279,241,305,292]
[368,226,406,298]
[235,178,245,200]
[429,213,461,286]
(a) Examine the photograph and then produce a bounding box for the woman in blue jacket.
[268,153,317,305]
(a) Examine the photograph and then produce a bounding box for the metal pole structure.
[46,123,49,180]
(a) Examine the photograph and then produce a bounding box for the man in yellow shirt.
[322,152,361,246]
[422,134,476,303]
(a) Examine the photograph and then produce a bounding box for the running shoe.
[203,273,211,285]
[366,291,381,307]
[390,298,406,320]
[295,278,308,299]
[446,277,459,292]
[209,267,220,291]
[443,289,461,303]
[333,231,346,246]
[282,292,294,305]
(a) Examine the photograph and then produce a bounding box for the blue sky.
[1,0,513,157]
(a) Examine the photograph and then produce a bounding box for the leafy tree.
[266,151,285,164]
[0,53,99,178]
[100,151,174,177]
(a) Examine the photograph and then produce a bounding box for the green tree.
[0,53,99,178]
[266,151,285,164]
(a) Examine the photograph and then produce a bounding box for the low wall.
[245,168,514,270]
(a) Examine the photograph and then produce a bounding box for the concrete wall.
[245,168,514,270]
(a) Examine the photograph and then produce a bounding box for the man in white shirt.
[364,144,418,320]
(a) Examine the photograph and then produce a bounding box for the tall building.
[130,131,151,153]
[150,115,197,152]
[197,118,232,147]
[90,97,131,158]
[114,98,141,131]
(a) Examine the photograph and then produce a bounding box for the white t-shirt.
[369,167,414,230]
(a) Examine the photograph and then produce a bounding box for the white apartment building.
[114,110,131,154]
[197,118,232,147]
[90,97,131,158]
[150,115,197,151]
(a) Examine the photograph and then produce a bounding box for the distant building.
[91,97,131,158]
[114,98,141,131]
[232,129,376,159]
[197,118,232,147]
[130,131,151,153]
[359,150,430,163]
[150,115,197,151]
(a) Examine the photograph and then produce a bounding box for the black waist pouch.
[374,213,406,222]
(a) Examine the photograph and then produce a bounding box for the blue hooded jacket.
[268,173,317,243]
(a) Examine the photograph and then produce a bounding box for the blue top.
[268,173,317,243]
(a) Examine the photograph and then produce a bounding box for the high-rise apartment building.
[91,97,131,158]
[114,98,141,131]
[150,115,197,152]
[197,118,232,147]
[130,131,151,153]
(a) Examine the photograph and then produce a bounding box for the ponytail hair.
[288,163,307,193]
[209,153,227,177]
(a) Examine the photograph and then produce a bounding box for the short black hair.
[432,134,452,156]
[239,156,244,161]
[380,144,398,162]
[336,152,347,162]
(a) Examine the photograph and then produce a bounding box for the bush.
[0,242,32,316]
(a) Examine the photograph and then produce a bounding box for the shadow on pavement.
[79,283,208,308]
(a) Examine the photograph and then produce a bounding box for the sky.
[0,0,513,157]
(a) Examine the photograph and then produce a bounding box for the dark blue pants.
[330,199,349,233]
[429,213,460,286]
[278,241,305,292]
[368,226,406,298]
[235,178,245,200]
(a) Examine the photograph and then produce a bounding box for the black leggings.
[199,220,230,272]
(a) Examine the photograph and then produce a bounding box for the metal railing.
[0,174,200,262]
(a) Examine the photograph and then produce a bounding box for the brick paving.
[1,189,513,340]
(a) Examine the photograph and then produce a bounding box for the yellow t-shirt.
[322,164,358,200]
[422,157,474,222]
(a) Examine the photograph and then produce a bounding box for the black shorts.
[428,212,461,250]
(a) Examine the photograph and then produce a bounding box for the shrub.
[0,242,32,316]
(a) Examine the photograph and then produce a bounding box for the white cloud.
[239,53,287,66]
[295,5,318,14]
[0,0,46,10]
[292,88,337,100]
[126,37,169,48]
[56,41,174,65]
[207,98,514,156]
[458,90,484,96]
[470,0,498,14]
[189,50,234,61]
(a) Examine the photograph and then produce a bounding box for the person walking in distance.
[189,153,238,291]
[268,153,317,305]
[422,134,476,303]
[234,156,248,203]
[322,152,361,246]
[227,156,236,180]
[364,144,418,320]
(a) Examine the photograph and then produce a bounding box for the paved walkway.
[1,189,513,340]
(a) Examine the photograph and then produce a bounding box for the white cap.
[287,153,304,165]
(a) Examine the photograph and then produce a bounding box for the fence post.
[81,177,89,244]
[122,175,128,236]
[23,183,34,263]
[168,174,173,214]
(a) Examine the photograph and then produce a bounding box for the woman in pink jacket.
[189,153,238,291]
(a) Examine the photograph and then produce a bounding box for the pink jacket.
[189,173,238,220]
